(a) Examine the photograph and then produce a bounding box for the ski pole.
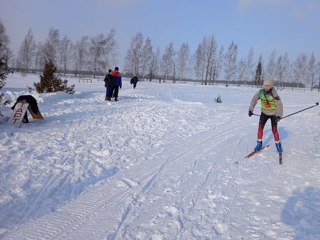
[282,102,319,119]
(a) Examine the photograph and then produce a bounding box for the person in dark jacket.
[11,95,43,123]
[130,76,139,89]
[112,67,122,101]
[104,69,114,101]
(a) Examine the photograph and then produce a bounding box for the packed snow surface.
[1,73,320,239]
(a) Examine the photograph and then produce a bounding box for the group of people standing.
[104,67,122,101]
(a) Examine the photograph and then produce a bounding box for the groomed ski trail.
[3,120,253,240]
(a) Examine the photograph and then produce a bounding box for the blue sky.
[1,0,319,67]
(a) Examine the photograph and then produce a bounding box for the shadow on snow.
[281,187,320,239]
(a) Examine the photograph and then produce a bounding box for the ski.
[245,145,270,158]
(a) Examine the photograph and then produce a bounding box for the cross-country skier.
[248,78,283,153]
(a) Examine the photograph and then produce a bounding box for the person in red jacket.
[112,67,122,101]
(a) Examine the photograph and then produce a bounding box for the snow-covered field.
[0,73,320,240]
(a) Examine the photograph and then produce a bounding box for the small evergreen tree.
[255,61,262,86]
[0,20,11,112]
[34,60,74,94]
[0,59,7,110]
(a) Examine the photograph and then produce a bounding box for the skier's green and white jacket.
[249,88,283,117]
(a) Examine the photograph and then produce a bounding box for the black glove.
[248,110,253,117]
[276,116,281,122]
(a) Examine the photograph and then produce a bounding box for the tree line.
[1,19,320,90]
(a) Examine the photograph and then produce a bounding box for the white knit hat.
[263,78,273,87]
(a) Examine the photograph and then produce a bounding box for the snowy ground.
[0,73,320,240]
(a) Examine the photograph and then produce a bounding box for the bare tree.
[161,42,175,82]
[149,48,160,82]
[275,52,290,89]
[211,46,224,83]
[89,34,107,78]
[194,42,206,84]
[193,36,219,85]
[266,50,277,79]
[203,35,217,85]
[58,36,72,75]
[307,53,316,90]
[74,36,89,76]
[176,43,190,82]
[293,53,307,88]
[104,28,117,70]
[316,61,320,92]
[42,28,60,64]
[34,42,45,73]
[124,32,144,76]
[224,41,238,83]
[236,48,254,85]
[141,37,153,80]
[17,28,36,75]
[244,47,255,83]
[237,58,247,85]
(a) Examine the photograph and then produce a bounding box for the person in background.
[11,95,43,123]
[248,78,283,153]
[130,75,139,89]
[104,69,114,101]
[112,67,122,101]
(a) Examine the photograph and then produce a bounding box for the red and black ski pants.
[257,112,280,142]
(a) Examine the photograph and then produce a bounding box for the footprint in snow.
[163,206,179,217]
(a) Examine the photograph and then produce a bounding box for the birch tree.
[58,36,72,75]
[141,37,153,79]
[74,36,89,76]
[203,35,217,85]
[316,61,320,92]
[266,50,277,79]
[176,43,190,82]
[194,42,205,84]
[211,46,224,83]
[161,42,175,82]
[17,28,36,75]
[307,53,316,90]
[244,47,255,83]
[42,28,60,64]
[224,41,238,82]
[104,28,117,70]
[124,32,144,76]
[149,48,160,82]
[275,52,290,89]
[293,53,307,88]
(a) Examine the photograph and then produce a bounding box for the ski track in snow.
[1,74,320,239]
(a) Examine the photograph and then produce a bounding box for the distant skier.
[248,78,283,153]
[130,76,139,89]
